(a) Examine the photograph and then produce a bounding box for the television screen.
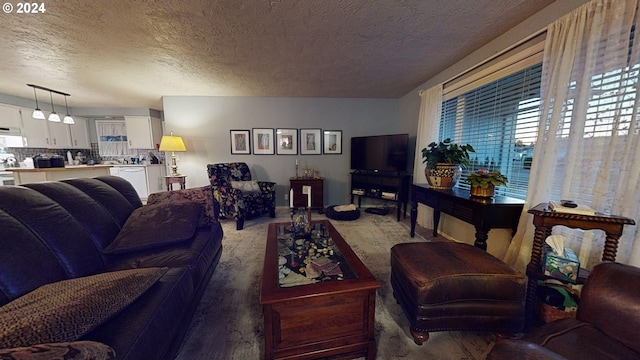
[351,134,408,173]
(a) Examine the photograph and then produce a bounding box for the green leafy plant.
[421,138,475,169]
[465,169,508,188]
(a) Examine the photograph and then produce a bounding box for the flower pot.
[470,184,495,198]
[425,163,462,189]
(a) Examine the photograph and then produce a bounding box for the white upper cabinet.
[124,116,162,149]
[20,108,51,148]
[19,108,89,149]
[47,120,72,148]
[0,104,23,131]
[69,116,90,149]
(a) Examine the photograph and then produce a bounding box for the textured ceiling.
[0,0,553,110]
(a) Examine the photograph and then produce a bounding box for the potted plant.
[421,138,475,189]
[465,169,508,197]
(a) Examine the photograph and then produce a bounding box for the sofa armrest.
[147,186,219,225]
[487,340,569,360]
[578,262,640,353]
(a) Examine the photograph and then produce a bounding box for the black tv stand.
[350,171,411,221]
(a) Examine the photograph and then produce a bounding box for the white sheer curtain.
[504,0,640,270]
[413,85,443,230]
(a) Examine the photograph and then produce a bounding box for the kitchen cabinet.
[69,116,90,148]
[47,121,72,148]
[20,109,50,148]
[109,164,166,200]
[0,104,23,130]
[124,116,162,149]
[20,109,88,149]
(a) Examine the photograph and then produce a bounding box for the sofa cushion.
[0,267,167,348]
[103,201,202,255]
[231,180,261,193]
[0,341,115,360]
[146,186,216,227]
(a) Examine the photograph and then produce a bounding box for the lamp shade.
[159,135,186,152]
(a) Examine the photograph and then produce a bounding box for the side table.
[165,175,186,191]
[290,177,324,213]
[524,202,635,328]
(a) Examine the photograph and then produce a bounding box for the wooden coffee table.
[260,220,380,360]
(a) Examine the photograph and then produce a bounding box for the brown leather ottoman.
[390,242,526,345]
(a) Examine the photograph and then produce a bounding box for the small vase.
[470,184,495,198]
[291,207,309,235]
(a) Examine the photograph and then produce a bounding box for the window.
[440,63,543,199]
[96,120,130,156]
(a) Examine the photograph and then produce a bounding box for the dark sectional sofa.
[0,176,224,359]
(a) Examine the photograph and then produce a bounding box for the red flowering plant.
[465,169,508,188]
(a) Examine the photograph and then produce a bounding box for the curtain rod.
[26,83,70,97]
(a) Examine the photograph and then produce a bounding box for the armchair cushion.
[231,180,261,193]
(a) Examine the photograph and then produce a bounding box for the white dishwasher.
[110,166,148,199]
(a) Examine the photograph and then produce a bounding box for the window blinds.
[440,62,543,199]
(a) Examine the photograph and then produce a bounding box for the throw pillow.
[146,186,215,227]
[103,200,201,255]
[230,180,261,193]
[0,341,115,360]
[0,267,167,348]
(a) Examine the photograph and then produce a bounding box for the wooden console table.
[524,203,635,328]
[410,184,525,250]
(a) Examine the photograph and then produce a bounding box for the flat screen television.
[350,133,408,173]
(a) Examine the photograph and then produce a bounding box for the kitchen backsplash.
[7,143,165,165]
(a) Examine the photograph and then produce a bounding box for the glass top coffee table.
[260,220,380,360]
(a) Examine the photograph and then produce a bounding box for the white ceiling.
[0,0,554,110]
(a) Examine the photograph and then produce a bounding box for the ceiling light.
[29,85,45,120]
[27,84,73,124]
[62,95,74,124]
[47,91,61,122]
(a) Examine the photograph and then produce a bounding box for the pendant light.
[62,95,75,124]
[31,86,45,120]
[27,84,73,124]
[48,91,61,122]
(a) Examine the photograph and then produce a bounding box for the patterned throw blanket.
[0,267,168,349]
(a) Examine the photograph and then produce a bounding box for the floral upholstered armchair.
[207,162,276,230]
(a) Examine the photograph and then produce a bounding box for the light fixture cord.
[33,87,40,108]
[64,95,70,114]
[49,91,55,112]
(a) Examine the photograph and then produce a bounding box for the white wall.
[397,0,590,258]
[162,96,399,207]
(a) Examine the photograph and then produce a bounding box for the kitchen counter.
[7,165,113,185]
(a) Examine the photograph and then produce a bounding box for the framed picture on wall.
[300,128,321,155]
[252,128,275,155]
[323,130,342,154]
[276,128,298,155]
[230,130,251,154]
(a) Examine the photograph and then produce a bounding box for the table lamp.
[159,133,186,176]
